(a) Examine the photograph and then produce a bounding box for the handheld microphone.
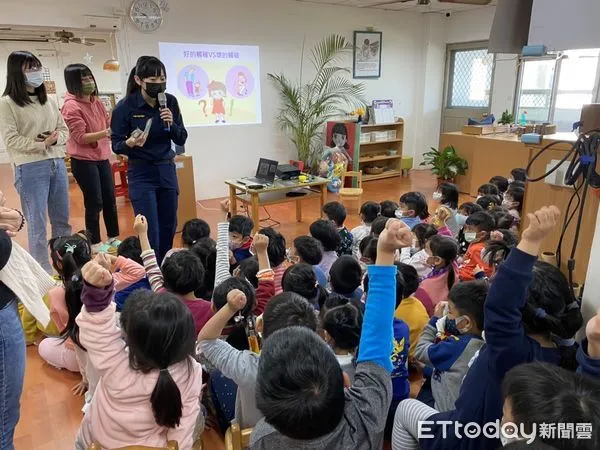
[157,92,170,132]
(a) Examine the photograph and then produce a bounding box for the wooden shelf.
[360,122,403,129]
[363,169,402,181]
[359,154,402,163]
[360,138,403,146]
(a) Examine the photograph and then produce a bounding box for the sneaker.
[106,237,121,248]
[91,243,103,254]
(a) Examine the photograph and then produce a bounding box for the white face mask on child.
[464,232,477,243]
[432,192,443,201]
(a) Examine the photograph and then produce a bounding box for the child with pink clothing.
[75,259,202,449]
[414,235,459,316]
[38,233,146,400]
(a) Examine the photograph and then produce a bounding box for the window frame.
[513,51,600,126]
[445,41,496,110]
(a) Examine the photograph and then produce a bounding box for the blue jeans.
[14,159,72,272]
[0,301,26,450]
[128,161,178,263]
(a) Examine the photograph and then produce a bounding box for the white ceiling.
[296,0,497,13]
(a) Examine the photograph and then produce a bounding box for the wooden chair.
[339,170,363,213]
[225,421,253,450]
[87,442,179,450]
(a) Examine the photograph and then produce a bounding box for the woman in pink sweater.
[75,259,202,449]
[62,64,119,252]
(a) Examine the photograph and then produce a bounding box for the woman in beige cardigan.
[0,51,71,272]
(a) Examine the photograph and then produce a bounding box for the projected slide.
[159,42,261,127]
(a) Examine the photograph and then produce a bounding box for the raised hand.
[378,219,413,253]
[521,206,560,243]
[227,289,247,312]
[134,214,148,235]
[81,260,113,288]
[518,206,560,257]
[252,233,269,254]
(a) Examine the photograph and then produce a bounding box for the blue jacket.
[420,249,595,450]
[114,277,151,312]
[392,318,410,401]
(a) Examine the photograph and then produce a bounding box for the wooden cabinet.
[358,121,405,181]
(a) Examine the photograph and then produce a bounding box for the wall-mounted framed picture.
[353,31,382,79]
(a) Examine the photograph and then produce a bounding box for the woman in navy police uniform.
[111,56,188,262]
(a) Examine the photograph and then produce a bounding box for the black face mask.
[143,82,166,99]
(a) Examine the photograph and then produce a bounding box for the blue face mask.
[25,70,44,89]
[445,318,460,335]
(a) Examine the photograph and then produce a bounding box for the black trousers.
[70,158,120,244]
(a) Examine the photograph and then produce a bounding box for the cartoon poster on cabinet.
[319,122,359,193]
[159,42,261,127]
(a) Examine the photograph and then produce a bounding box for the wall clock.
[130,0,163,33]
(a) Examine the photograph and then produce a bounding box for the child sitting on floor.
[477,194,502,211]
[414,281,486,412]
[456,202,483,255]
[228,215,254,267]
[351,201,381,259]
[198,235,317,428]
[458,211,495,281]
[282,263,327,309]
[504,185,524,225]
[489,175,509,196]
[380,200,400,218]
[113,236,150,311]
[392,263,429,360]
[392,206,590,450]
[234,257,259,288]
[329,255,364,302]
[135,215,213,335]
[74,261,202,450]
[191,237,217,299]
[321,303,363,383]
[258,227,287,294]
[323,201,353,256]
[397,192,429,230]
[250,218,413,449]
[414,235,459,316]
[399,223,438,280]
[510,167,527,183]
[433,182,460,236]
[291,235,328,287]
[310,219,340,274]
[477,183,499,198]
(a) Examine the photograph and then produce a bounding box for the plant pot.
[539,251,556,265]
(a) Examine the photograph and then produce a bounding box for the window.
[515,49,600,131]
[42,67,51,81]
[448,48,494,108]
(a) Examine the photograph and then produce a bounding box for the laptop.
[241,158,279,185]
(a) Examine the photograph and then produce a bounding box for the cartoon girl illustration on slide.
[208,80,227,123]
[184,67,196,97]
[236,72,248,97]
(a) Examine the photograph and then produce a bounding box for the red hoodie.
[61,93,111,161]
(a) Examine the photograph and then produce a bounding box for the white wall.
[0,0,428,200]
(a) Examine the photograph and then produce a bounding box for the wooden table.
[224,177,329,233]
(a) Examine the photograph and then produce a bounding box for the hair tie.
[71,274,79,282]
[234,311,245,323]
[64,243,77,254]
[535,307,548,319]
[160,368,169,374]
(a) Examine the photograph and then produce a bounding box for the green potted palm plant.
[268,34,366,168]
[420,145,468,183]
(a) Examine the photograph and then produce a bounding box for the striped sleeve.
[214,222,231,288]
[141,249,165,293]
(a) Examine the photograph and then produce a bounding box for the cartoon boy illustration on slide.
[184,67,196,97]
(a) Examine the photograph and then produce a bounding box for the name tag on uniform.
[132,114,146,119]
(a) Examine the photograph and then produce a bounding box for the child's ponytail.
[151,368,184,428]
[121,290,196,429]
[50,233,92,350]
